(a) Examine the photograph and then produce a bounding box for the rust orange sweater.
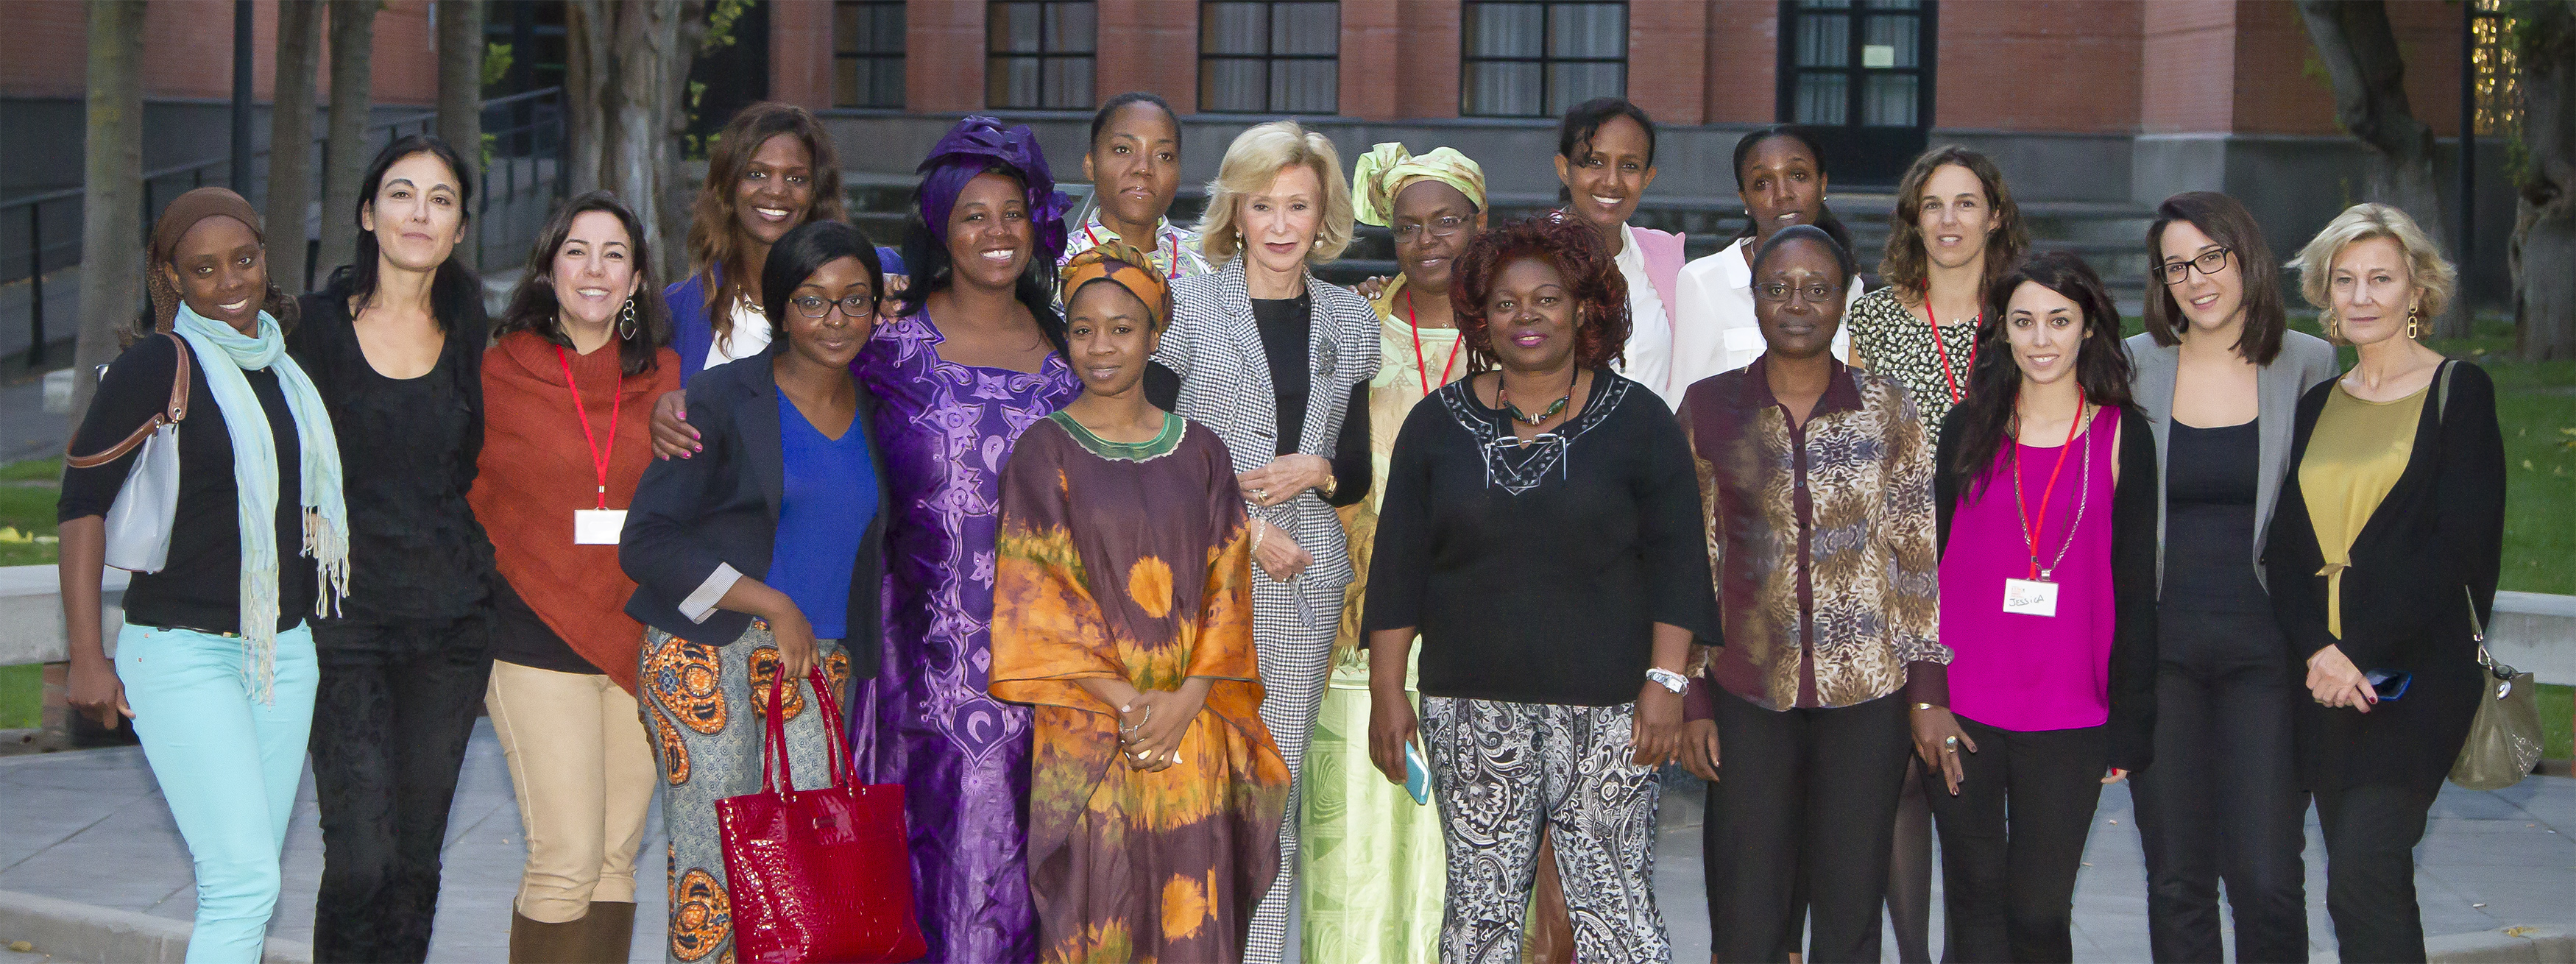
[469,331,680,692]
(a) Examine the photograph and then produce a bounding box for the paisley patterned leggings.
[640,623,850,964]
[1418,697,1669,964]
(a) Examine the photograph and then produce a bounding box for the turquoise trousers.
[118,621,318,964]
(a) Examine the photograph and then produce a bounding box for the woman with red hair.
[1362,214,1712,963]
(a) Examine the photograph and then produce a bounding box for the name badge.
[574,509,629,545]
[2003,578,2060,617]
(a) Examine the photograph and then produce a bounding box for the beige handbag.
[2448,592,2542,791]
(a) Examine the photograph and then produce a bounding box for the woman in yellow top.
[1302,143,1487,964]
[2268,202,2503,963]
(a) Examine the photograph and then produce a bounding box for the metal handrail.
[2,88,565,365]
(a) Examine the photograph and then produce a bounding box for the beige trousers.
[486,659,657,923]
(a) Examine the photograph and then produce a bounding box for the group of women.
[57,90,2503,964]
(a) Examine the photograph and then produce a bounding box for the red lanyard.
[1924,302,1975,404]
[556,347,622,510]
[2010,396,2087,580]
[1080,221,1183,280]
[1406,288,1462,398]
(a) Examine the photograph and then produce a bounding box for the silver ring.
[1944,735,1958,748]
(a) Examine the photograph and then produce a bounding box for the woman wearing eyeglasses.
[2123,191,2339,963]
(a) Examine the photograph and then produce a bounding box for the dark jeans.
[308,614,493,963]
[2128,609,2309,964]
[1921,716,2108,963]
[1703,691,1914,964]
[2313,781,2439,963]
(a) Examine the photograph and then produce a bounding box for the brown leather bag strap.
[65,332,191,469]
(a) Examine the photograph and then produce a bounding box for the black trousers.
[2127,609,2309,964]
[2313,781,2439,963]
[1920,716,2108,963]
[308,614,493,963]
[1703,691,1913,963]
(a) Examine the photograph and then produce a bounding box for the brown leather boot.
[576,901,637,964]
[509,909,588,964]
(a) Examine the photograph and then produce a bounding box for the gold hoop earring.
[618,299,638,341]
[2405,306,2421,340]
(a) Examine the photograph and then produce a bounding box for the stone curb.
[0,889,310,964]
[2430,927,2575,964]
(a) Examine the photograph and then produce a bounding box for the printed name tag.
[2003,578,2060,617]
[574,509,629,545]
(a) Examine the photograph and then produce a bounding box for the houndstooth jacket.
[1158,258,1381,595]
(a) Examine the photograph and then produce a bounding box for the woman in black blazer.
[618,220,892,964]
[2269,204,2505,963]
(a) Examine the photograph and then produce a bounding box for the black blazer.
[620,353,891,679]
[2266,361,2504,791]
[1934,403,2162,773]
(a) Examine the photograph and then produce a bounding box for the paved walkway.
[1,721,2570,963]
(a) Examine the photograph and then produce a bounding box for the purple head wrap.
[916,116,1072,268]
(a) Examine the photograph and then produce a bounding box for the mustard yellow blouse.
[2298,382,2426,639]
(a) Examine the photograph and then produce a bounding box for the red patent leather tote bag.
[716,665,927,963]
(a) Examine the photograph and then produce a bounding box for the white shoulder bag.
[66,332,192,573]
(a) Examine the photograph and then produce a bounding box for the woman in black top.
[60,188,348,963]
[2271,204,2505,963]
[1365,214,1711,964]
[288,135,496,964]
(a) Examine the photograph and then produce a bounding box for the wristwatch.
[1645,667,1690,695]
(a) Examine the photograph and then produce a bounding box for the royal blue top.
[665,247,907,384]
[771,392,879,639]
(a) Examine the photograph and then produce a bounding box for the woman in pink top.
[1917,252,2160,963]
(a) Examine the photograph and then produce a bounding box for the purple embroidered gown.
[849,310,1080,963]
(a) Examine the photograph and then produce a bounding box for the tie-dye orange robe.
[990,411,1290,964]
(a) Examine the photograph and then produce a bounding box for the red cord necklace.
[1406,288,1462,397]
[1924,300,1976,405]
[2010,392,2089,581]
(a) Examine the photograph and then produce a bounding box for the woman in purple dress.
[851,116,1083,962]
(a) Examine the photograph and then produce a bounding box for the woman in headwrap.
[990,242,1290,963]
[1299,141,1487,964]
[848,115,1086,962]
[60,187,350,964]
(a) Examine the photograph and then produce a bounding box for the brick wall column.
[1340,0,1401,119]
[771,0,835,111]
[1628,0,1710,124]
[1097,0,1200,112]
[909,0,988,113]
[1398,0,1462,120]
[1704,0,1778,124]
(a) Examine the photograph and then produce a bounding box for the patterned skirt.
[638,620,852,964]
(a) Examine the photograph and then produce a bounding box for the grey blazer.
[1158,258,1381,593]
[2124,328,2340,596]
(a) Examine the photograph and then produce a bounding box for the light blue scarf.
[171,304,350,701]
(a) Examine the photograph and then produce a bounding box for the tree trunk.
[565,0,710,282]
[264,0,322,296]
[315,0,376,285]
[2512,1,2576,361]
[2296,0,2463,336]
[436,0,484,269]
[68,0,147,425]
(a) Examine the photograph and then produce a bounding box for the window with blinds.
[834,1,906,109]
[988,0,1097,110]
[1460,1,1627,118]
[1199,1,1340,114]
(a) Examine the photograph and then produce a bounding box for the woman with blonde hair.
[1156,119,1377,963]
[2271,203,2502,963]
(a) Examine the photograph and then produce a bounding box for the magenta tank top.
[1939,404,2117,731]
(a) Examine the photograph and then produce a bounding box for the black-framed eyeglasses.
[1755,281,1840,304]
[2155,247,2233,285]
[790,292,879,319]
[1391,215,1469,244]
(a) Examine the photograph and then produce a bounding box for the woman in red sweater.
[469,191,681,963]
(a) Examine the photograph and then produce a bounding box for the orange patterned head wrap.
[1057,240,1171,330]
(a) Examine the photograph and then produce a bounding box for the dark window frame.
[1197,1,1341,116]
[987,0,1099,111]
[834,0,907,110]
[1457,0,1630,119]
[1773,0,1937,131]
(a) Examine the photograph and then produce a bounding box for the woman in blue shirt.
[618,219,892,964]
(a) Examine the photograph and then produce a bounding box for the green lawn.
[0,663,37,729]
[2544,683,2574,762]
[0,457,58,567]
